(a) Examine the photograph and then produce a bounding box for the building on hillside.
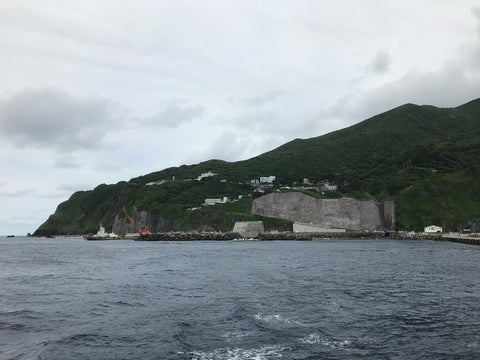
[146,179,167,186]
[197,171,217,181]
[424,225,443,233]
[321,181,337,191]
[260,176,276,184]
[204,197,229,206]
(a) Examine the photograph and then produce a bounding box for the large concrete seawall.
[252,192,395,231]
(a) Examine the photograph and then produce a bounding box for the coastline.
[136,231,480,245]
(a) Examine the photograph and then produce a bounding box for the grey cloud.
[245,91,283,106]
[145,100,205,128]
[55,156,83,169]
[318,64,480,135]
[37,192,73,199]
[0,89,118,151]
[192,129,287,163]
[93,162,125,173]
[472,7,480,31]
[471,7,480,71]
[0,189,34,198]
[57,183,95,193]
[363,65,480,111]
[366,50,392,74]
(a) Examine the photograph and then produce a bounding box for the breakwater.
[137,231,242,241]
[136,230,480,245]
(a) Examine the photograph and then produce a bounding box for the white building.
[204,197,229,205]
[146,179,167,186]
[424,225,443,233]
[322,181,337,191]
[260,176,276,184]
[197,171,217,181]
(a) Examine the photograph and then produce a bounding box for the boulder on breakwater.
[135,230,480,244]
[137,231,242,241]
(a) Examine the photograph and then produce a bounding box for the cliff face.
[112,207,172,234]
[252,192,394,231]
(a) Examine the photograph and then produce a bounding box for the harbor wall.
[293,222,346,233]
[233,221,265,238]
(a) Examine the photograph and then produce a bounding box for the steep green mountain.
[35,97,480,235]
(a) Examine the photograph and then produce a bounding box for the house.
[321,181,337,191]
[260,176,276,184]
[424,225,443,233]
[204,197,229,206]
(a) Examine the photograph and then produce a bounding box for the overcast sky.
[1,1,480,235]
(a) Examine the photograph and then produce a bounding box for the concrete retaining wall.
[232,221,265,238]
[293,222,346,233]
[252,192,395,231]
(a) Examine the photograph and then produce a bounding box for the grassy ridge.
[35,98,480,234]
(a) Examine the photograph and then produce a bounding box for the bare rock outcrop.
[112,206,172,234]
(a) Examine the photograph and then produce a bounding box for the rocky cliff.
[112,206,172,234]
[252,192,394,231]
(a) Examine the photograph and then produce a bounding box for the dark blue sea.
[1,236,479,359]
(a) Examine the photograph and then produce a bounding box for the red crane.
[123,208,151,235]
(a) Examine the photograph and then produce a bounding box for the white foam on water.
[467,340,478,348]
[189,344,288,360]
[221,331,249,343]
[300,332,351,349]
[253,313,302,326]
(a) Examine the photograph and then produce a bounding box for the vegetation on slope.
[36,97,480,234]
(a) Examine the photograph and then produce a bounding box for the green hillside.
[35,98,480,235]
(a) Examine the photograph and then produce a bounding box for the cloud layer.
[0,1,479,234]
[0,89,118,151]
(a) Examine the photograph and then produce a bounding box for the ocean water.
[1,236,479,360]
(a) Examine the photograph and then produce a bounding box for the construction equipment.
[123,208,151,235]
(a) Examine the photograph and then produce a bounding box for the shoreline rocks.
[136,230,480,245]
[137,231,243,241]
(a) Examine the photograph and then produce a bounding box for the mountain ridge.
[35,97,480,235]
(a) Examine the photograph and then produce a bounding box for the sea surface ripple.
[1,236,479,359]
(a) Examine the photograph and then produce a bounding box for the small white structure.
[197,171,217,181]
[322,182,337,191]
[97,224,107,237]
[424,225,443,233]
[146,179,167,186]
[260,176,276,184]
[96,224,118,238]
[204,197,229,206]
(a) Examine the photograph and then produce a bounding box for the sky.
[1,1,480,235]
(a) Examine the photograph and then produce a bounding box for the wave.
[299,331,351,349]
[187,344,289,360]
[253,313,303,326]
[0,320,27,331]
[0,309,42,319]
